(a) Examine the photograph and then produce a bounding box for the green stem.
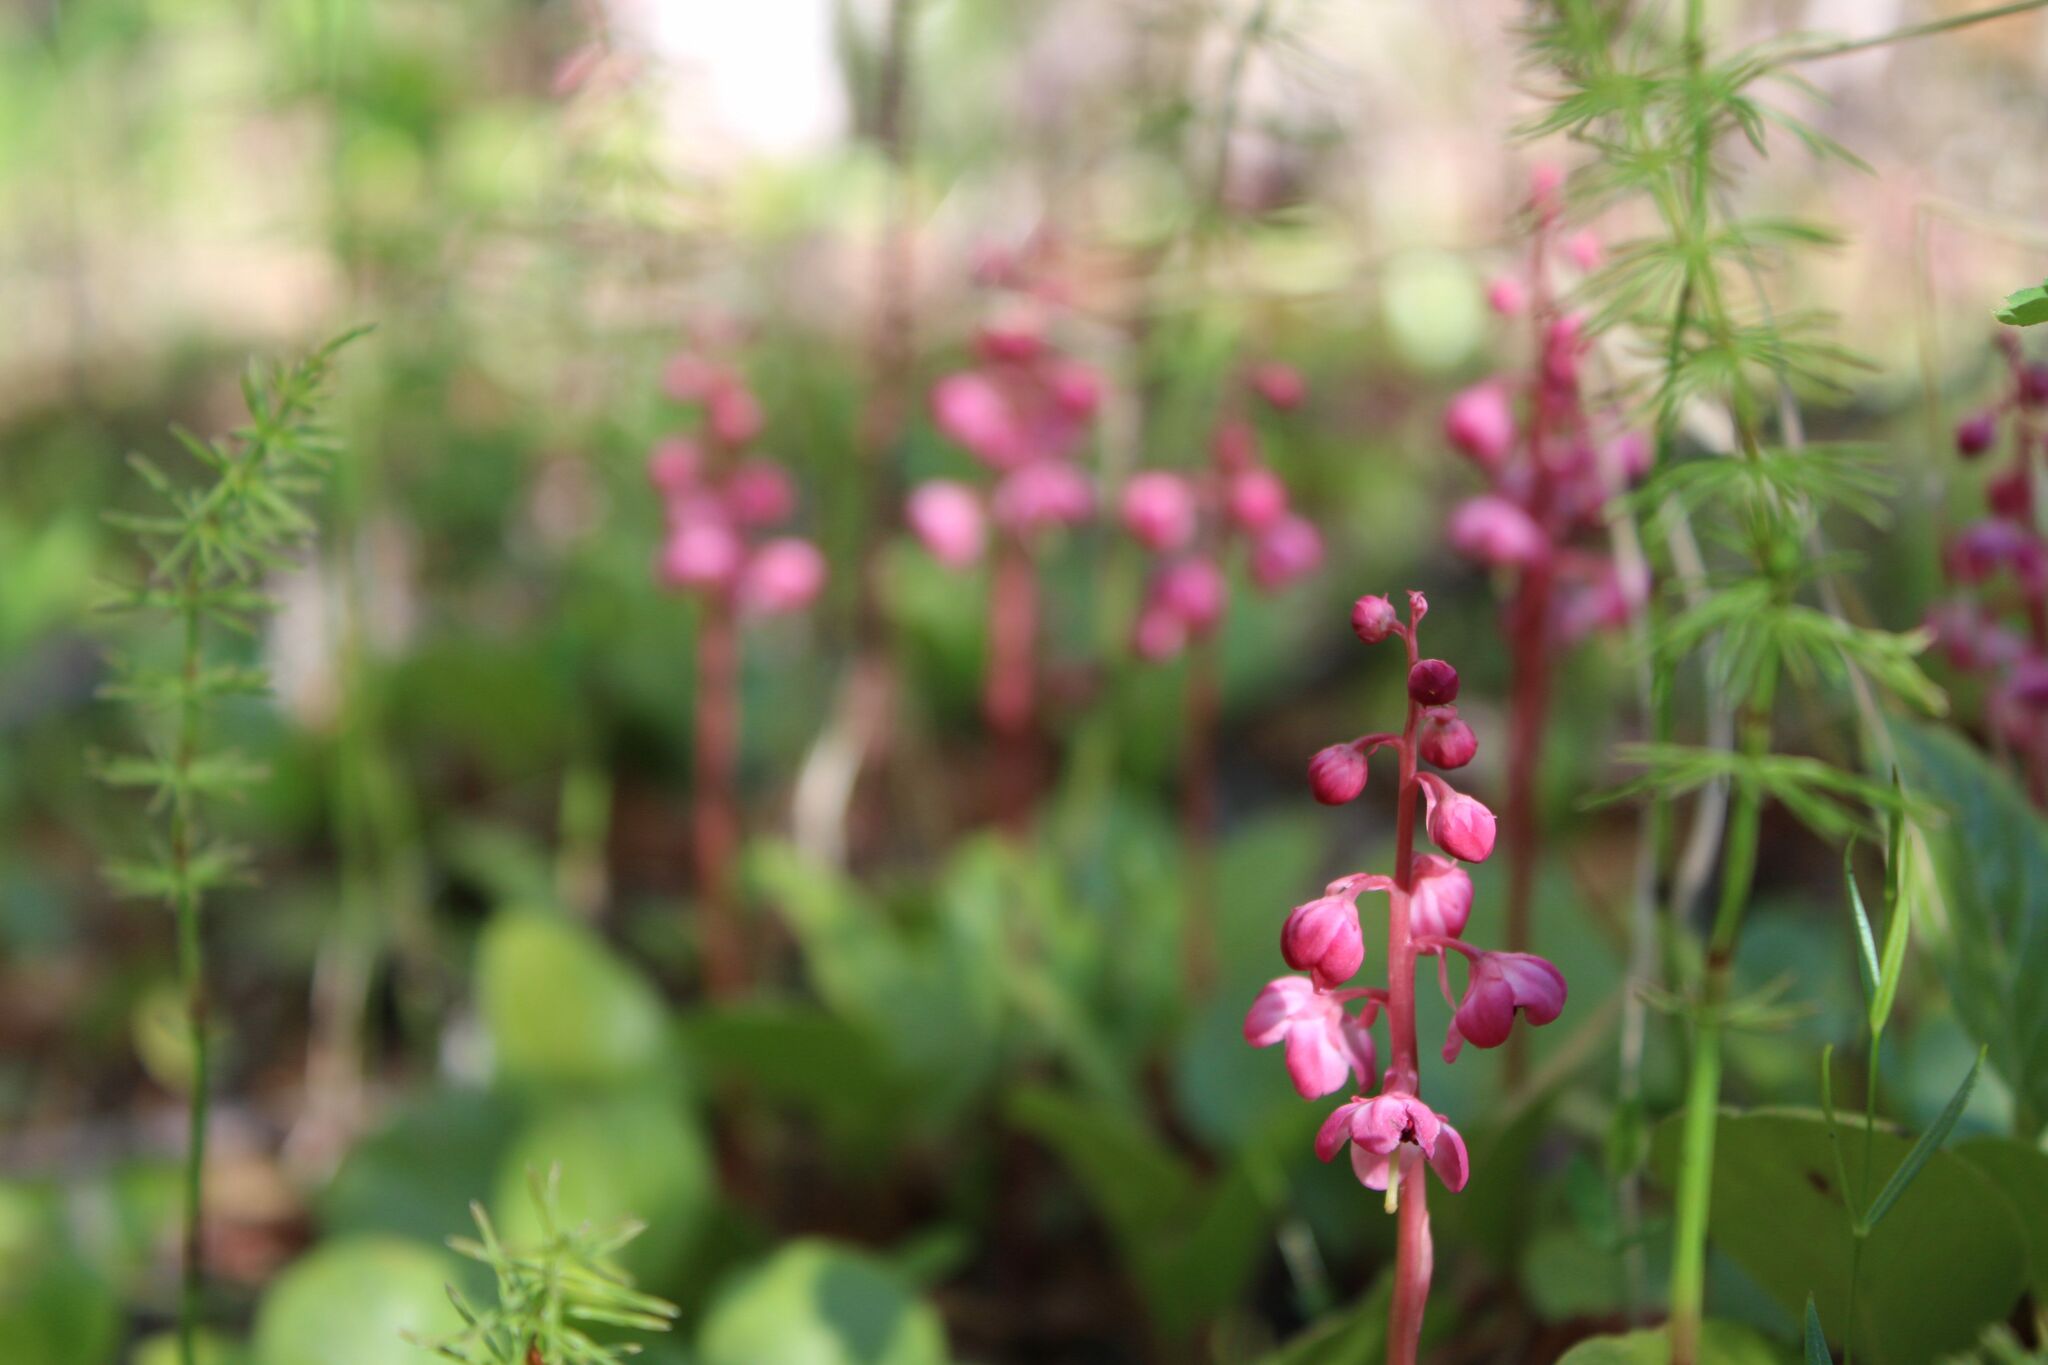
[1777,0,2048,64]
[1844,1033,1880,1364]
[171,587,209,1365]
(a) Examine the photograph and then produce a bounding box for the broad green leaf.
[476,908,670,1088]
[250,1237,461,1365]
[680,1002,907,1158]
[320,1088,519,1247]
[697,1241,949,1365]
[1805,1296,1830,1365]
[1650,1110,2026,1362]
[1953,1137,2048,1300]
[1887,721,2048,1134]
[1553,1321,1788,1364]
[1994,282,2048,327]
[1862,1049,1982,1231]
[0,1247,119,1365]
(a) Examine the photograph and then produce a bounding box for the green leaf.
[1804,1296,1831,1365]
[475,909,670,1088]
[697,1241,949,1365]
[1844,852,1880,1010]
[1553,1321,1787,1364]
[1952,1136,2048,1301]
[1994,281,2048,327]
[251,1237,461,1365]
[1649,1110,2026,1360]
[1861,1049,1983,1232]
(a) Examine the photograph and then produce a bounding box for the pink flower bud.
[1420,773,1495,862]
[1211,418,1260,471]
[1409,855,1472,938]
[931,371,1024,469]
[723,459,797,527]
[1485,276,1527,316]
[905,480,987,568]
[1448,495,1549,569]
[1543,314,1586,390]
[1449,951,1567,1054]
[975,317,1045,365]
[706,383,765,447]
[1225,467,1289,533]
[1251,362,1307,411]
[1530,163,1565,220]
[1048,361,1104,418]
[1317,1091,1469,1194]
[1444,381,1516,468]
[647,437,701,496]
[1350,594,1398,644]
[1957,412,1998,458]
[1308,743,1368,805]
[1155,556,1227,633]
[1418,708,1478,769]
[992,461,1094,534]
[1281,892,1365,988]
[658,517,743,591]
[1990,469,2033,521]
[1407,659,1460,706]
[1565,230,1604,272]
[1244,976,1376,1100]
[1132,605,1188,662]
[1119,471,1199,551]
[1250,515,1323,590]
[738,538,827,615]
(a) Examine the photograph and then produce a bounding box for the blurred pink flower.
[659,517,744,591]
[1444,381,1516,469]
[648,437,701,496]
[707,383,765,448]
[1226,467,1290,533]
[905,480,987,568]
[723,459,797,527]
[1120,471,1199,551]
[1251,362,1308,411]
[1250,515,1323,589]
[1486,276,1528,316]
[1449,494,1549,568]
[1154,556,1227,633]
[931,372,1024,470]
[738,538,827,615]
[992,460,1094,533]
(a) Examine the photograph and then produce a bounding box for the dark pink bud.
[1448,494,1548,568]
[1308,743,1368,805]
[1250,515,1323,590]
[1450,951,1567,1053]
[906,480,987,568]
[723,459,796,527]
[1420,773,1495,862]
[1418,707,1477,769]
[1225,467,1290,533]
[1990,469,2033,521]
[1281,892,1364,988]
[647,437,700,496]
[1956,412,1998,458]
[1251,362,1307,411]
[1155,556,1227,633]
[1485,276,1527,316]
[737,538,827,615]
[1407,658,1460,706]
[1408,855,1472,939]
[1244,976,1376,1100]
[1120,471,1198,551]
[1211,418,1260,470]
[1351,594,1398,644]
[1444,381,1515,468]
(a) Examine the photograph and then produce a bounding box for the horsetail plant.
[1525,3,1946,1358]
[98,330,366,1365]
[411,1166,678,1364]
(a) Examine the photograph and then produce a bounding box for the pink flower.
[723,459,797,527]
[662,352,723,403]
[1120,471,1198,551]
[1408,855,1472,939]
[738,538,827,614]
[1250,515,1323,590]
[1244,976,1377,1099]
[707,383,765,448]
[647,437,701,496]
[1281,890,1365,989]
[1132,605,1188,662]
[1444,381,1516,468]
[1448,951,1567,1054]
[659,516,744,591]
[1486,276,1527,316]
[1226,467,1290,533]
[1251,362,1308,411]
[1154,557,1227,633]
[906,480,987,568]
[931,372,1024,469]
[1309,743,1369,805]
[1420,773,1496,862]
[1565,230,1604,272]
[1543,314,1586,390]
[1608,430,1653,484]
[992,460,1094,533]
[1990,469,2032,521]
[1351,594,1398,644]
[1048,361,1104,418]
[1449,495,1549,569]
[1316,1091,1469,1194]
[1407,659,1460,707]
[1418,708,1477,769]
[975,317,1045,365]
[1212,419,1259,471]
[1957,412,1998,458]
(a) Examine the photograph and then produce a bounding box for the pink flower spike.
[707,383,766,448]
[738,538,828,615]
[1418,708,1478,770]
[647,437,701,496]
[1444,381,1516,469]
[1449,495,1549,569]
[1155,556,1227,633]
[1419,773,1496,863]
[1486,276,1528,317]
[1226,467,1290,533]
[1408,855,1473,939]
[1351,594,1399,644]
[1318,1091,1470,1194]
[1281,891,1365,989]
[1309,743,1369,805]
[906,480,987,568]
[1450,951,1568,1052]
[1251,362,1308,411]
[1120,471,1199,551]
[723,459,797,527]
[1244,976,1377,1099]
[1250,515,1324,590]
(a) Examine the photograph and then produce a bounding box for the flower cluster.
[1244,592,1566,1207]
[1928,332,2048,797]
[905,306,1102,567]
[1443,167,1648,640]
[649,350,826,616]
[1118,363,1323,661]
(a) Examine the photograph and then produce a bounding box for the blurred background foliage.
[8,0,2048,1361]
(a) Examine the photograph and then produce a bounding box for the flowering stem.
[986,536,1039,831]
[692,594,747,996]
[1387,617,1428,1363]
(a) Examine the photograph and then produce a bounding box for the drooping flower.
[1447,950,1568,1055]
[1407,659,1460,707]
[1417,708,1477,770]
[1316,1091,1470,1194]
[1956,411,1997,458]
[1243,976,1377,1099]
[1350,594,1399,644]
[1419,773,1496,863]
[1281,888,1366,988]
[1407,855,1472,939]
[1309,743,1369,805]
[659,516,744,590]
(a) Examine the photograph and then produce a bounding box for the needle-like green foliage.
[412,1167,679,1365]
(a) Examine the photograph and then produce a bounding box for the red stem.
[1501,568,1552,1083]
[1387,615,1430,1364]
[693,593,747,996]
[986,536,1039,831]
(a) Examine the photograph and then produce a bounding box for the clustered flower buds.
[1449,166,1649,644]
[1119,363,1323,661]
[1928,332,2048,799]
[650,348,826,617]
[1245,592,1566,1227]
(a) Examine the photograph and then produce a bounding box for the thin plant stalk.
[986,535,1040,831]
[693,591,747,996]
[1386,619,1430,1362]
[170,596,210,1365]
